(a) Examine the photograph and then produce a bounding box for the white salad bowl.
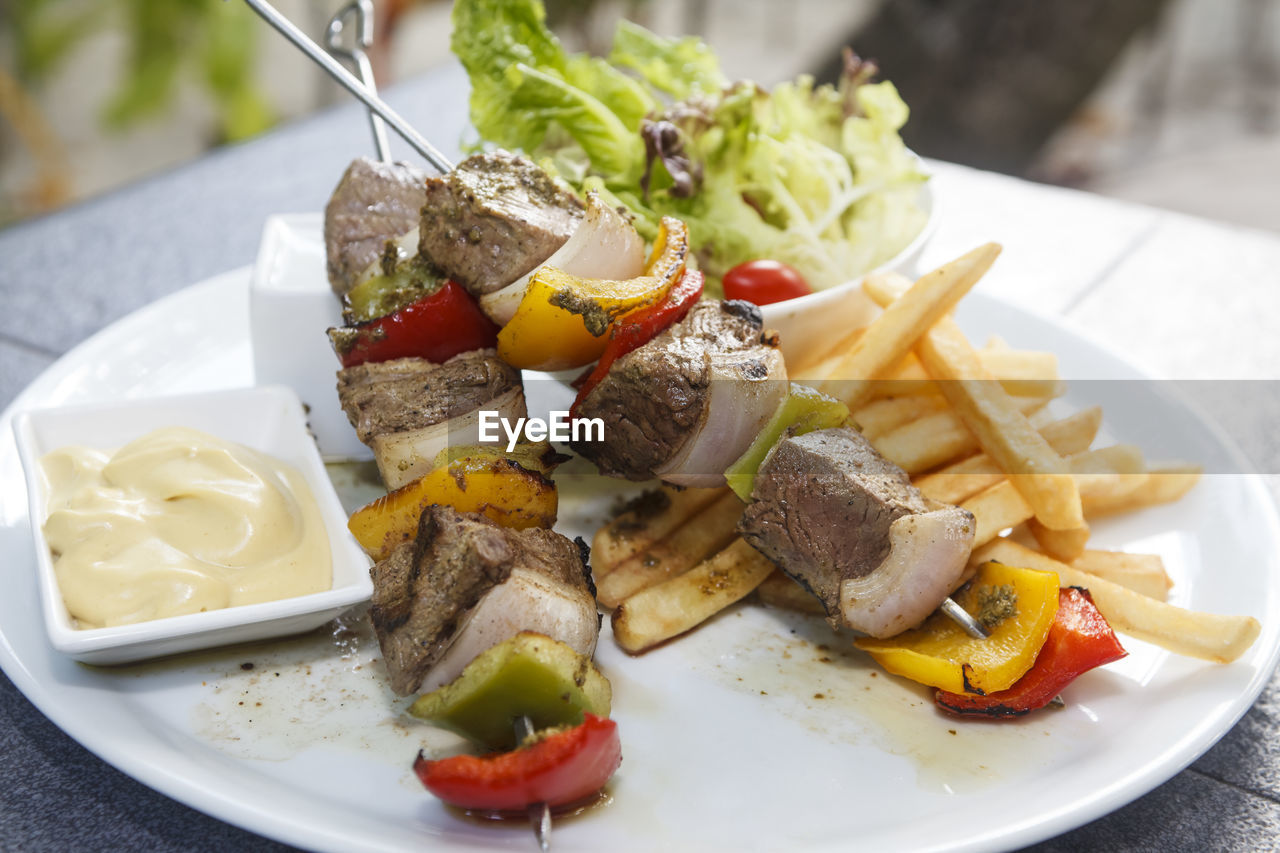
[12,385,373,665]
[759,177,936,367]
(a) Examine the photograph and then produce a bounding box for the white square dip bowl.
[12,385,372,664]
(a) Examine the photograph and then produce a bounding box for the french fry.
[1037,407,1104,454]
[873,393,1053,475]
[813,243,1001,408]
[914,454,1009,505]
[596,491,743,609]
[1083,463,1203,517]
[1026,517,1091,562]
[873,409,978,475]
[962,481,1033,547]
[592,486,726,575]
[868,349,1062,400]
[755,569,827,615]
[790,329,866,380]
[1071,550,1172,601]
[861,352,935,398]
[973,539,1259,663]
[977,349,1064,399]
[955,436,1152,548]
[914,408,1103,504]
[982,335,1013,352]
[1068,444,1148,506]
[611,538,776,653]
[852,395,948,440]
[893,306,1083,531]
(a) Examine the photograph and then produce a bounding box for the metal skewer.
[941,597,989,640]
[241,0,455,174]
[514,715,552,852]
[324,0,391,164]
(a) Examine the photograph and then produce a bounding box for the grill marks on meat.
[740,427,975,638]
[570,300,784,480]
[419,152,584,296]
[370,505,597,696]
[336,350,519,445]
[324,157,427,296]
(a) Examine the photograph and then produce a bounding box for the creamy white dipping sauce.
[41,427,332,629]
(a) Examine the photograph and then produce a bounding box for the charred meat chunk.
[739,427,975,638]
[336,350,525,489]
[336,350,519,444]
[571,300,787,483]
[419,151,584,296]
[325,157,427,296]
[371,505,599,696]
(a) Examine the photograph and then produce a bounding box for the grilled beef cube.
[336,350,525,488]
[571,300,787,485]
[739,427,975,638]
[336,350,518,443]
[325,157,427,296]
[419,151,584,296]
[371,505,599,696]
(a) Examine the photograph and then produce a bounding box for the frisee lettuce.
[451,0,927,294]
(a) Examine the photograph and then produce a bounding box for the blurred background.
[1,0,1277,231]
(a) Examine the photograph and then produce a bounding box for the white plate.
[1,270,1278,852]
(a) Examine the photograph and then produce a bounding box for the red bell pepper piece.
[335,280,499,368]
[413,713,622,812]
[570,270,703,416]
[936,587,1127,718]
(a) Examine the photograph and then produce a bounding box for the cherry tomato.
[721,260,812,306]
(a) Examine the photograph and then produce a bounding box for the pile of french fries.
[592,244,1261,666]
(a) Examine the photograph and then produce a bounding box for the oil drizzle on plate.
[686,604,1066,794]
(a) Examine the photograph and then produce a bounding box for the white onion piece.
[838,506,975,638]
[655,348,789,488]
[353,226,420,289]
[479,193,646,326]
[371,386,526,490]
[419,565,600,694]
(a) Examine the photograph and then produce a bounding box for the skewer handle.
[324,0,391,164]
[241,0,455,174]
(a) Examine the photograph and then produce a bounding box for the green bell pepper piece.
[407,632,612,751]
[344,254,445,323]
[724,383,850,500]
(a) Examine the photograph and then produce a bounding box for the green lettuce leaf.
[451,0,928,294]
[452,0,651,180]
[607,19,725,100]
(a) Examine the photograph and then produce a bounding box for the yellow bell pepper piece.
[643,214,689,283]
[347,448,558,560]
[854,561,1060,694]
[497,217,689,371]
